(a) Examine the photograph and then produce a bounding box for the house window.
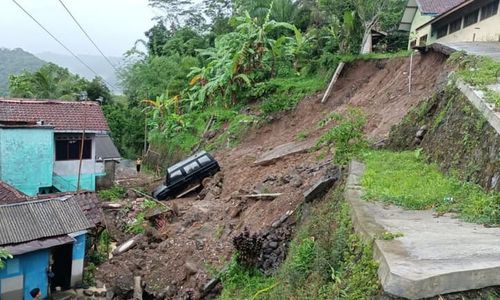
[410,39,417,48]
[464,9,479,27]
[436,25,448,38]
[419,35,428,46]
[55,139,92,161]
[449,18,462,33]
[481,0,499,20]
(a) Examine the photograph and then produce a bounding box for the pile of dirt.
[95,50,451,299]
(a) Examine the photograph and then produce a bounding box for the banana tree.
[0,249,12,270]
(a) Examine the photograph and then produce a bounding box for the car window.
[184,161,200,174]
[169,169,183,182]
[198,155,211,166]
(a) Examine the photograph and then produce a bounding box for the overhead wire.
[57,0,120,73]
[11,0,117,90]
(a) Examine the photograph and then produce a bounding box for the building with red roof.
[0,99,120,196]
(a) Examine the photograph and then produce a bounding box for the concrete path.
[438,42,500,61]
[347,161,500,299]
[254,140,316,166]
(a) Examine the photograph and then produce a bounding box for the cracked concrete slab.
[254,140,316,166]
[347,161,500,299]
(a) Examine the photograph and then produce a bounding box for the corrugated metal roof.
[95,135,121,160]
[0,197,92,245]
[37,191,104,226]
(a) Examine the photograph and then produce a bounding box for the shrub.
[317,108,367,165]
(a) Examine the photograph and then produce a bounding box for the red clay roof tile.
[417,0,468,14]
[0,181,28,205]
[0,99,109,131]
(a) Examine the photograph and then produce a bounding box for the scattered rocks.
[198,172,224,200]
[303,166,341,203]
[233,225,294,276]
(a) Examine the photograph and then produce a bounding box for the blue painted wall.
[72,234,86,260]
[0,128,54,196]
[0,249,50,300]
[53,174,96,192]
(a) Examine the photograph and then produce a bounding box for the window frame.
[481,0,499,20]
[436,25,448,38]
[55,138,92,161]
[463,9,479,27]
[449,18,463,34]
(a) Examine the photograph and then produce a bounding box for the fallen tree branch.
[243,193,282,200]
[132,188,171,211]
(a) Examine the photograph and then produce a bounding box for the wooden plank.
[176,183,202,198]
[243,193,282,200]
[321,62,346,104]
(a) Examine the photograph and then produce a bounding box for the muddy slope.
[388,86,500,191]
[96,51,450,300]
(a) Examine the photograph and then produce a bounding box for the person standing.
[136,157,142,173]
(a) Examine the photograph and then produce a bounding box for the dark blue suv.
[152,151,220,200]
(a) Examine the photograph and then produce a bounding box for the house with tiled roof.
[0,99,120,196]
[0,195,96,300]
[399,0,469,48]
[399,0,500,49]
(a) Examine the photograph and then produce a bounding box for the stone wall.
[387,85,500,191]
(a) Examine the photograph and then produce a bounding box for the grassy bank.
[449,52,500,108]
[362,150,500,225]
[219,187,379,300]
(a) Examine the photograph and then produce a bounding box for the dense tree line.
[7,0,407,159]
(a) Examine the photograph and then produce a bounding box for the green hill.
[0,48,46,96]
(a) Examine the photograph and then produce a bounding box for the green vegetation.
[9,63,111,102]
[362,150,500,225]
[0,249,13,269]
[2,0,408,162]
[377,231,404,240]
[97,186,126,202]
[220,188,379,300]
[260,75,326,115]
[0,48,46,96]
[317,108,367,165]
[220,257,277,300]
[448,52,500,107]
[126,199,160,234]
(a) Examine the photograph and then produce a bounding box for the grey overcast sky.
[0,0,159,57]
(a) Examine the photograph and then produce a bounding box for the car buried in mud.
[152,151,220,200]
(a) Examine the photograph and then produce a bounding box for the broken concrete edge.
[345,161,500,299]
[253,140,316,166]
[346,161,429,299]
[455,80,500,135]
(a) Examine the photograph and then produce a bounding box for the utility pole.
[76,91,88,191]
